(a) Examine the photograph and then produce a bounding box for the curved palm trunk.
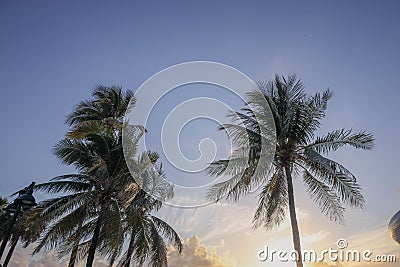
[285,166,303,267]
[68,243,79,267]
[108,248,118,267]
[123,229,136,267]
[3,239,18,267]
[69,219,84,267]
[86,218,101,267]
[86,204,106,267]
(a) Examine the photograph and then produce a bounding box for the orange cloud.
[168,236,237,267]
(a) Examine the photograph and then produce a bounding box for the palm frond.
[207,169,253,202]
[302,169,345,224]
[148,221,168,267]
[34,205,92,253]
[301,148,365,208]
[151,216,183,253]
[35,181,90,194]
[307,129,374,154]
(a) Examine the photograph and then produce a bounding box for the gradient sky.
[1,1,400,266]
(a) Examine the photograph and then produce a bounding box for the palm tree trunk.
[108,249,118,267]
[3,239,18,267]
[86,209,104,267]
[0,205,21,260]
[123,229,136,267]
[69,218,84,267]
[285,166,303,267]
[68,243,79,267]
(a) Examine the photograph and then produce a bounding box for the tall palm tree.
[69,85,135,266]
[207,74,374,267]
[34,86,181,267]
[33,86,135,266]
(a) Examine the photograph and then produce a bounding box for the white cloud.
[302,231,330,248]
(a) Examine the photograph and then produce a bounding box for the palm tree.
[0,200,43,266]
[34,131,137,267]
[33,86,135,266]
[35,135,181,267]
[34,86,181,267]
[116,153,181,267]
[206,74,374,267]
[69,85,135,266]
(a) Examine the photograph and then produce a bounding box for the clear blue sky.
[1,1,400,265]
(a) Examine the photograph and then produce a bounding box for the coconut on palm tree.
[207,74,374,267]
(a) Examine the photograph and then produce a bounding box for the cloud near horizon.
[7,245,109,267]
[167,235,239,267]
